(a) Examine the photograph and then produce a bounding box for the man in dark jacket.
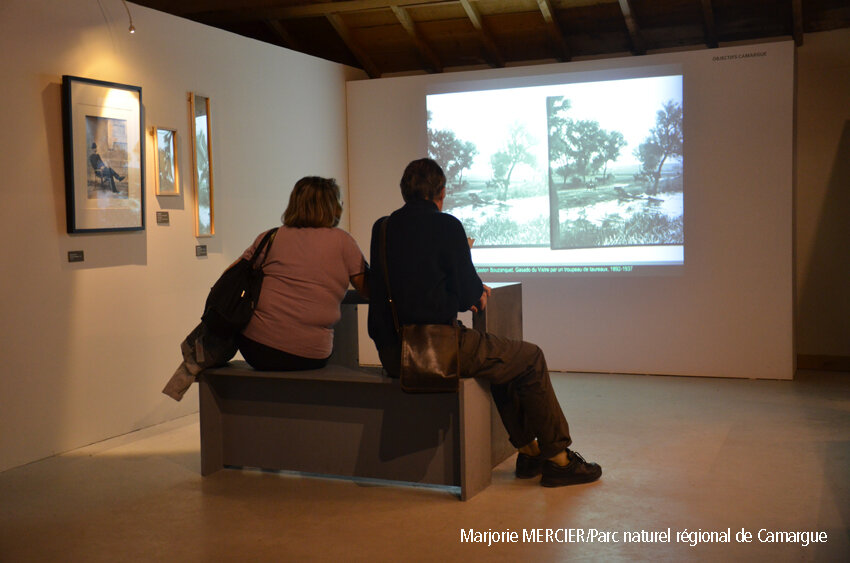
[89,143,124,193]
[368,157,601,488]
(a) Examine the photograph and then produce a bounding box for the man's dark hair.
[400,158,446,203]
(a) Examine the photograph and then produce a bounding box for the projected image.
[547,93,683,250]
[428,94,550,247]
[427,74,683,273]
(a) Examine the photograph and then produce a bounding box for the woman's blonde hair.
[282,176,343,228]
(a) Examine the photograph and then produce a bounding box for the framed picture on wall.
[189,92,215,237]
[152,127,180,196]
[61,75,145,233]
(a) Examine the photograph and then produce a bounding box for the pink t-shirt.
[240,226,366,359]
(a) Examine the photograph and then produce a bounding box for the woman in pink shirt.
[237,177,368,371]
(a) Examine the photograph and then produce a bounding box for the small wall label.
[195,245,207,257]
[156,211,170,225]
[68,250,84,263]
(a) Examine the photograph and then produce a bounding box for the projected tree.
[598,130,627,181]
[546,97,573,187]
[489,123,535,200]
[547,97,626,188]
[565,120,607,185]
[427,113,478,194]
[634,100,683,194]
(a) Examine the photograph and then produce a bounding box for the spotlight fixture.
[121,0,135,34]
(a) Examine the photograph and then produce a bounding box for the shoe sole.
[540,476,601,487]
[540,470,602,488]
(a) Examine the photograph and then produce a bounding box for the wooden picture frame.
[62,75,145,233]
[152,127,179,196]
[189,93,214,237]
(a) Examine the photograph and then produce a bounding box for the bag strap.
[249,227,279,268]
[379,217,401,336]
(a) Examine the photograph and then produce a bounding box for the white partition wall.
[347,42,795,380]
[0,0,364,472]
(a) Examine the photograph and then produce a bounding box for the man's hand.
[470,285,492,313]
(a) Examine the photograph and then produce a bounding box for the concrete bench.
[199,283,522,500]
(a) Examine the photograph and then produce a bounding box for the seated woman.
[237,176,368,371]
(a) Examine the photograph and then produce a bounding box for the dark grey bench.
[199,283,522,500]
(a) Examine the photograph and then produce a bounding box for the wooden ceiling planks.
[132,0,850,76]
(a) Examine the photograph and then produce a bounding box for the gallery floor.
[1,370,847,562]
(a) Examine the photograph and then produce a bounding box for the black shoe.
[515,452,544,479]
[540,450,602,487]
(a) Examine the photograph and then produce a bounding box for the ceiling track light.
[121,0,135,34]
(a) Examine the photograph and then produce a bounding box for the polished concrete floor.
[1,370,848,562]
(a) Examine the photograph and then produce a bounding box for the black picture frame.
[62,75,145,233]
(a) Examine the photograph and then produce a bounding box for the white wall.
[0,0,365,472]
[347,43,796,380]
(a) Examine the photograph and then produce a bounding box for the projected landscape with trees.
[427,75,683,252]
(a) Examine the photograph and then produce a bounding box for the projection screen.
[347,41,794,379]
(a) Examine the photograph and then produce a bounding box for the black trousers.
[379,327,572,459]
[237,334,329,371]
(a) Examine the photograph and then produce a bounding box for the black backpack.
[201,228,278,337]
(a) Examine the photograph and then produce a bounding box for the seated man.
[89,143,124,193]
[367,157,602,488]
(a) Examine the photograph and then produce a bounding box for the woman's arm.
[350,270,369,300]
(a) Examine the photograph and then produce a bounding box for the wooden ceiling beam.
[536,0,571,62]
[197,0,451,23]
[263,19,299,50]
[792,0,804,46]
[326,13,382,78]
[617,0,645,55]
[138,0,262,16]
[459,0,505,67]
[699,0,718,48]
[391,6,444,73]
